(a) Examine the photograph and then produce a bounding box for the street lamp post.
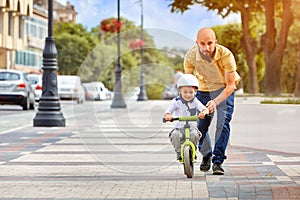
[137,0,148,101]
[33,0,65,127]
[111,0,126,108]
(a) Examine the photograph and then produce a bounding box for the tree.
[55,33,91,75]
[292,0,300,97]
[261,0,293,96]
[54,22,96,75]
[169,0,295,96]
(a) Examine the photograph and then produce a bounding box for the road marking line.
[0,125,31,135]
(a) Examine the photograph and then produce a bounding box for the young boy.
[164,74,209,160]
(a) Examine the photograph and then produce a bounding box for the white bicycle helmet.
[177,74,199,89]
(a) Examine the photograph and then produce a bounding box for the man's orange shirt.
[184,44,241,92]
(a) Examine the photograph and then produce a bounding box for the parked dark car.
[0,69,35,110]
[161,84,178,100]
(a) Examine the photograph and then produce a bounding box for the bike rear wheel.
[183,146,194,178]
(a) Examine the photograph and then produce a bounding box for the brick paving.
[0,100,299,199]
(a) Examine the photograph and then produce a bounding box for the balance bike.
[163,116,199,178]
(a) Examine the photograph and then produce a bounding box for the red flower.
[129,39,146,49]
[100,18,122,33]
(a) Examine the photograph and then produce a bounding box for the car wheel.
[22,96,30,110]
[30,101,35,110]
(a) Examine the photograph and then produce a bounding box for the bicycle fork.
[180,121,196,162]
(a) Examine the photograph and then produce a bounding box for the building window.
[19,16,23,38]
[8,12,12,36]
[15,50,42,69]
[25,17,47,39]
[0,10,2,34]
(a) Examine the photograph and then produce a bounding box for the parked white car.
[125,87,140,102]
[57,75,85,104]
[28,74,43,102]
[83,82,109,101]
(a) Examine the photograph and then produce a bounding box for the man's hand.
[206,100,217,114]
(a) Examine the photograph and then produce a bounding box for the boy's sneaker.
[176,152,182,162]
[200,156,211,172]
[212,163,224,175]
[177,156,182,161]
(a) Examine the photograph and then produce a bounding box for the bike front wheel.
[183,146,194,178]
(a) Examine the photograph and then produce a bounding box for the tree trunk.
[294,41,300,97]
[261,0,293,96]
[264,53,282,96]
[240,6,259,94]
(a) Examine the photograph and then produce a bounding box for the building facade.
[0,0,33,71]
[0,0,76,73]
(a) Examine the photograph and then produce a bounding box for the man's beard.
[199,49,212,62]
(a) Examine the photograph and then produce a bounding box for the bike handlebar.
[163,116,200,123]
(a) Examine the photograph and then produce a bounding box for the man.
[184,27,241,175]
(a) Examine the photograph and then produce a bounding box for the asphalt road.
[1,97,299,155]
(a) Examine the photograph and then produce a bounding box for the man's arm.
[184,58,195,74]
[206,71,236,113]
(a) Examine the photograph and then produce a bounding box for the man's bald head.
[197,27,216,42]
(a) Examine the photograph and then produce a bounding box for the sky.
[59,0,240,49]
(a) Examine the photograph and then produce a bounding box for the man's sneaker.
[200,156,211,172]
[212,163,224,175]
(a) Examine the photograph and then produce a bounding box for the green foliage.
[281,20,300,93]
[261,98,300,104]
[169,0,264,17]
[77,44,117,85]
[54,22,97,48]
[54,22,97,75]
[57,17,181,99]
[256,51,265,93]
[55,33,91,75]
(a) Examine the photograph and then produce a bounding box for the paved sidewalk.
[0,99,299,199]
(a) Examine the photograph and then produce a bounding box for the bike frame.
[176,116,198,162]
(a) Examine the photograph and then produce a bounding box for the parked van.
[83,82,108,101]
[57,75,85,104]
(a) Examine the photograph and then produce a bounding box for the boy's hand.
[164,113,172,121]
[198,108,209,119]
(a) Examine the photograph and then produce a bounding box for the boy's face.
[179,86,196,101]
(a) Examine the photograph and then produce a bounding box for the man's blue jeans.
[196,88,235,164]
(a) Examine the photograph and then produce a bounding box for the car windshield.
[0,72,20,81]
[58,76,77,85]
[28,76,39,84]
[85,85,96,90]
